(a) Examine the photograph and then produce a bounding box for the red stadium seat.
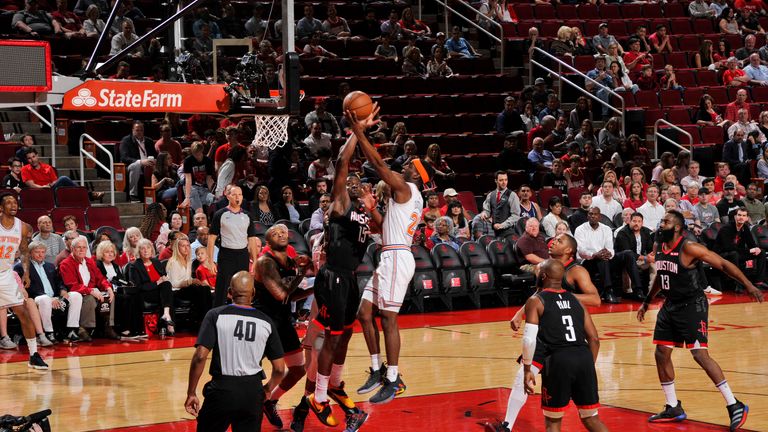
[537,188,563,208]
[674,69,697,88]
[19,189,54,210]
[680,125,702,144]
[666,107,693,124]
[660,89,683,107]
[607,21,627,36]
[692,19,715,34]
[513,4,534,20]
[16,208,48,228]
[533,4,556,19]
[668,18,693,35]
[751,85,768,102]
[600,4,621,19]
[701,125,725,144]
[643,3,663,17]
[557,4,577,19]
[577,4,599,19]
[574,55,595,72]
[644,108,665,127]
[50,207,86,233]
[54,186,90,208]
[567,186,587,208]
[706,86,728,104]
[696,70,720,87]
[664,2,686,17]
[665,52,689,69]
[683,87,707,106]
[620,4,643,18]
[87,206,124,231]
[676,35,702,53]
[634,90,660,108]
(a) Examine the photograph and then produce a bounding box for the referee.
[209,186,261,306]
[185,271,286,431]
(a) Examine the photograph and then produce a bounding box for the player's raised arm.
[329,133,358,218]
[571,266,602,307]
[684,241,764,303]
[583,307,600,362]
[346,105,411,204]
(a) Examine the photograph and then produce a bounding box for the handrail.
[429,0,504,74]
[79,134,115,206]
[529,47,625,137]
[653,119,694,160]
[26,105,55,166]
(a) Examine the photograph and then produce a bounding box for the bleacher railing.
[26,105,56,166]
[427,0,504,74]
[529,47,625,137]
[653,119,694,160]
[79,134,115,206]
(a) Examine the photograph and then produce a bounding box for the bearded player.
[638,210,762,430]
[347,105,426,404]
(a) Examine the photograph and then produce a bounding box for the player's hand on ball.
[184,394,200,417]
[524,370,536,395]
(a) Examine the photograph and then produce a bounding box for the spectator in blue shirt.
[296,4,323,40]
[528,137,555,170]
[445,26,481,58]
[192,7,221,39]
[743,53,768,85]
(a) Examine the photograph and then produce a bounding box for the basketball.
[343,91,374,119]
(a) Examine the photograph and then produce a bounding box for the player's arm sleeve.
[264,319,285,360]
[521,323,539,365]
[195,309,218,349]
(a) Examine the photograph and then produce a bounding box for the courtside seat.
[405,245,446,312]
[459,241,501,307]
[431,243,469,310]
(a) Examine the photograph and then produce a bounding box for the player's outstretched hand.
[636,303,648,322]
[184,394,200,417]
[345,103,381,132]
[524,369,536,395]
[746,285,764,303]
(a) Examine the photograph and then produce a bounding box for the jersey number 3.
[406,212,419,236]
[233,320,257,342]
[562,315,576,342]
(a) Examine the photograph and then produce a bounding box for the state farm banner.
[62,80,230,113]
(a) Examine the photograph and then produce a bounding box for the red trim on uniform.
[285,347,303,356]
[343,324,354,329]
[329,330,344,335]
[542,405,569,412]
[661,236,683,254]
[683,342,708,349]
[576,403,601,410]
[542,288,566,293]
[311,319,325,330]
[652,339,678,347]
[532,360,543,371]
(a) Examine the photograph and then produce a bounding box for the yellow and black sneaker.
[329,381,359,415]
[307,394,339,427]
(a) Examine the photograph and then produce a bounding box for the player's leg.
[357,277,385,395]
[504,363,541,426]
[649,303,685,422]
[10,301,48,369]
[291,306,322,432]
[544,416,563,432]
[0,308,17,349]
[573,348,608,432]
[580,414,609,432]
[264,341,304,428]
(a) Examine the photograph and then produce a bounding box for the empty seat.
[533,4,556,19]
[431,243,469,307]
[701,125,725,144]
[54,186,90,208]
[660,89,683,107]
[458,241,500,307]
[407,245,446,312]
[666,107,693,124]
[20,188,55,210]
[696,70,720,87]
[87,206,123,231]
[674,69,697,88]
[16,208,48,228]
[683,87,706,106]
[634,90,660,108]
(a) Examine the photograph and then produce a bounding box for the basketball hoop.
[253,113,289,150]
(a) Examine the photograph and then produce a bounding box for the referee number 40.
[233,320,257,342]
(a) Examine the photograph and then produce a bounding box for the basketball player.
[522,259,608,432]
[347,105,426,404]
[489,233,601,431]
[637,210,763,430]
[306,133,372,428]
[185,271,286,432]
[255,224,314,429]
[0,193,47,370]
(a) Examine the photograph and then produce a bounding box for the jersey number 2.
[406,212,419,236]
[233,320,256,342]
[562,315,576,342]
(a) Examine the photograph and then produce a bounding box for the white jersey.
[382,182,423,247]
[0,218,21,273]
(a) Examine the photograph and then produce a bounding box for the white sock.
[270,385,287,401]
[716,380,737,405]
[330,363,344,388]
[315,373,329,403]
[371,354,380,370]
[504,365,539,426]
[386,364,398,382]
[661,381,678,407]
[26,338,37,356]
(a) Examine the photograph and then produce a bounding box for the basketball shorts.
[314,266,359,333]
[362,249,415,313]
[653,295,709,349]
[541,346,599,417]
[516,341,548,371]
[0,270,23,309]
[266,312,302,356]
[197,375,265,432]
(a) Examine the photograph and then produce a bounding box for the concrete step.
[115,202,146,216]
[0,110,34,123]
[120,215,144,229]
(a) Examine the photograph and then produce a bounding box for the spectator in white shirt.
[309,193,331,231]
[680,160,705,192]
[574,207,621,303]
[637,184,665,230]
[591,181,623,220]
[303,122,332,157]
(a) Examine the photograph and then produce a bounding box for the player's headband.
[411,159,430,184]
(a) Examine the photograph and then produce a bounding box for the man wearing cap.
[496,96,525,135]
[479,170,521,237]
[623,38,652,78]
[586,55,614,116]
[304,98,340,138]
[440,188,473,220]
[694,187,721,228]
[593,23,621,55]
[530,78,554,110]
[716,182,746,222]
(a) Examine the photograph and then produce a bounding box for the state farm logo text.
[70,88,182,109]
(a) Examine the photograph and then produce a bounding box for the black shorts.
[264,312,302,355]
[197,375,265,432]
[541,346,599,412]
[653,295,709,349]
[314,266,359,333]
[516,341,548,371]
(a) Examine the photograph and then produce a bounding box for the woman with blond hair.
[118,226,143,267]
[127,239,174,336]
[550,26,574,57]
[165,234,213,326]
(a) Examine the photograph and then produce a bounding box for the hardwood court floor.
[0,293,765,431]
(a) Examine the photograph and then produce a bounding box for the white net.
[253,114,289,150]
